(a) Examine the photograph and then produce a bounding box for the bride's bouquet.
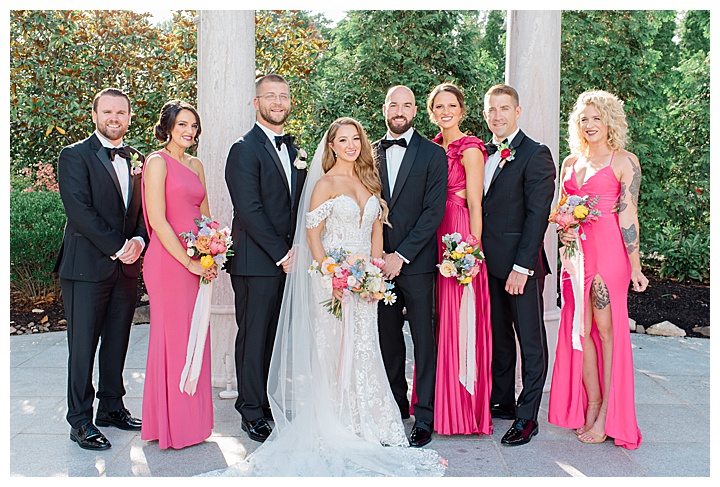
[549,194,601,257]
[310,248,396,319]
[437,233,485,286]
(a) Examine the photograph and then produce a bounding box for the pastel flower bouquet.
[549,194,601,257]
[180,215,234,284]
[177,215,233,396]
[437,233,485,286]
[310,248,396,320]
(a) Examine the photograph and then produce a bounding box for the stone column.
[505,10,562,391]
[196,10,255,391]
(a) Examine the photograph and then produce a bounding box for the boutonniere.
[129,152,144,176]
[499,140,516,163]
[293,148,308,170]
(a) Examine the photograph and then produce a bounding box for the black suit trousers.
[487,273,548,421]
[61,267,137,429]
[231,274,286,421]
[378,272,436,425]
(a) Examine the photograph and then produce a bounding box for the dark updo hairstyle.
[154,99,202,151]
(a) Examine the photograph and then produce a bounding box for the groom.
[481,84,556,446]
[375,85,448,448]
[225,74,307,442]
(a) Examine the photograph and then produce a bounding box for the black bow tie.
[274,134,295,150]
[380,138,408,150]
[107,146,133,160]
[485,138,508,156]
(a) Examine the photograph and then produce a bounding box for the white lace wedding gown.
[202,194,445,477]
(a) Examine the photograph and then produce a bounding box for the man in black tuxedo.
[225,74,307,442]
[374,85,448,448]
[54,88,146,450]
[481,84,556,446]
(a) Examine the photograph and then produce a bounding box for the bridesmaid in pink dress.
[427,83,493,435]
[548,90,648,449]
[141,100,217,449]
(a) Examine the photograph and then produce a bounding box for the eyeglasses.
[258,93,290,102]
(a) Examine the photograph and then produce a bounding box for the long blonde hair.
[568,90,629,157]
[322,117,389,224]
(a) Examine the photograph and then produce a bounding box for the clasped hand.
[380,252,403,280]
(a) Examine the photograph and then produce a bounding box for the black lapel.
[92,135,123,200]
[487,129,526,192]
[390,132,419,208]
[289,144,298,198]
[375,142,391,204]
[252,124,290,195]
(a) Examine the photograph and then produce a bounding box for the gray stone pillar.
[196,10,255,392]
[505,10,562,391]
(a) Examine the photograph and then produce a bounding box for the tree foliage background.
[9,9,710,284]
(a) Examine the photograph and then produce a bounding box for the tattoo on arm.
[622,223,638,254]
[617,181,627,213]
[628,156,641,208]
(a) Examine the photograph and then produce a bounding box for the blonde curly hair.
[568,90,629,157]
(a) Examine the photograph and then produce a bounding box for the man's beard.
[97,123,127,142]
[386,115,414,135]
[258,105,290,127]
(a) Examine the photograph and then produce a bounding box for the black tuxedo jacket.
[374,130,448,275]
[225,123,307,276]
[53,133,147,282]
[481,129,556,280]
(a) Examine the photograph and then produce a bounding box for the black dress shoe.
[242,417,272,442]
[409,421,433,447]
[490,403,516,420]
[96,407,142,430]
[262,407,274,422]
[70,422,112,450]
[501,418,538,446]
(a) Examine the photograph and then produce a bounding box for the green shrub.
[643,226,710,283]
[10,190,66,298]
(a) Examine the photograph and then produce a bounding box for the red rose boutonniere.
[499,140,516,164]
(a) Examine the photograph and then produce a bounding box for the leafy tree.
[312,10,496,150]
[255,10,329,149]
[10,9,197,172]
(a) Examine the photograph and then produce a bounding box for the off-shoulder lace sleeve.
[306,199,334,228]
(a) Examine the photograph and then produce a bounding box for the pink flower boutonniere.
[499,140,516,164]
[293,148,308,170]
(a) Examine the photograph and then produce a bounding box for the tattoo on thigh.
[592,278,610,310]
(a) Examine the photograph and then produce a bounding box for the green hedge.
[10,190,66,298]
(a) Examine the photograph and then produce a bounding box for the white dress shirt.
[382,128,414,264]
[255,123,293,266]
[483,127,520,196]
[256,122,292,192]
[94,130,144,259]
[383,127,414,198]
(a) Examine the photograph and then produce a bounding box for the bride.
[205,117,446,476]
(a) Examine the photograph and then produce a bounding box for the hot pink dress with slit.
[140,150,214,449]
[548,155,642,449]
[431,134,493,436]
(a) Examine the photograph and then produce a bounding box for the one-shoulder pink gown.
[140,151,213,449]
[432,134,493,436]
[548,155,642,449]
